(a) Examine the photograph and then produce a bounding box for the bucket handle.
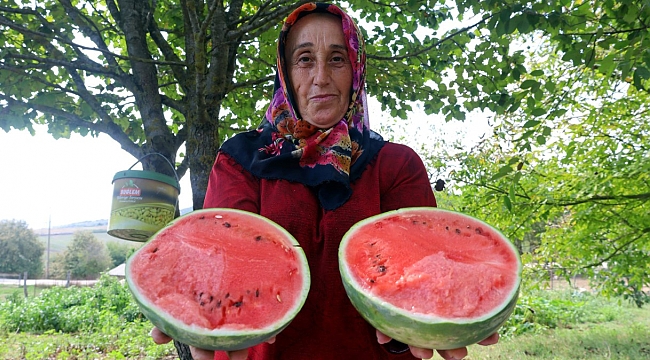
[128,152,180,184]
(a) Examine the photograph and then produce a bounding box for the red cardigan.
[205,142,437,360]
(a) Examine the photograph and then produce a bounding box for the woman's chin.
[303,114,344,129]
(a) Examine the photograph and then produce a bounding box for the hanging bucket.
[107,153,180,242]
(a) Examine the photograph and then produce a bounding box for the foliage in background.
[0,274,139,333]
[0,219,44,278]
[50,230,113,280]
[106,241,140,268]
[1,278,647,359]
[0,275,176,359]
[422,0,650,305]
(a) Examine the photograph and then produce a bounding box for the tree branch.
[161,94,187,114]
[228,0,308,41]
[175,155,190,181]
[580,228,650,270]
[1,95,140,156]
[228,74,274,92]
[147,17,190,92]
[58,0,125,77]
[368,13,496,61]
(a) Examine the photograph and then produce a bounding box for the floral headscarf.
[219,2,384,210]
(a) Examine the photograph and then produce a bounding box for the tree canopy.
[0,0,536,208]
[423,0,650,305]
[51,230,113,279]
[0,219,44,277]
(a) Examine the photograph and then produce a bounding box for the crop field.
[37,231,140,254]
[1,279,649,359]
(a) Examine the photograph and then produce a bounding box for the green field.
[0,284,47,300]
[1,284,649,359]
[38,231,142,254]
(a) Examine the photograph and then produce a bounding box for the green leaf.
[523,120,541,128]
[490,164,514,181]
[544,81,556,92]
[531,108,547,116]
[521,80,539,89]
[633,67,650,89]
[598,53,617,77]
[502,195,512,211]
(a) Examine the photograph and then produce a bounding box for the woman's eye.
[298,56,311,63]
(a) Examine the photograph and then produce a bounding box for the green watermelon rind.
[338,207,522,350]
[125,208,311,351]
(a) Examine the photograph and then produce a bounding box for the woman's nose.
[313,62,331,86]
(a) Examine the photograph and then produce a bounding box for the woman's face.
[285,14,353,129]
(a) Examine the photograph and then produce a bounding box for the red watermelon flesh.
[128,209,307,332]
[344,209,519,319]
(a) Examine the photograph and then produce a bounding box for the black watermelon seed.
[234,301,243,307]
[217,300,222,307]
[199,301,205,306]
[378,265,386,273]
[369,279,375,283]
[255,289,260,297]
[445,226,450,230]
[225,293,230,298]
[209,295,214,303]
[455,229,461,234]
[223,222,231,228]
[255,235,262,241]
[152,247,159,253]
[199,215,205,219]
[475,228,483,234]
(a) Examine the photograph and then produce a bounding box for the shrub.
[0,274,141,333]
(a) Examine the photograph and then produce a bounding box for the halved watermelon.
[125,208,310,351]
[339,207,521,350]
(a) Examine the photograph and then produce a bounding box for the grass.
[1,287,648,359]
[38,232,135,254]
[0,285,46,301]
[0,324,177,360]
[467,294,650,359]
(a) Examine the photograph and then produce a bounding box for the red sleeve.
[203,152,260,213]
[379,143,437,212]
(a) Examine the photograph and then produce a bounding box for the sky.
[0,103,491,231]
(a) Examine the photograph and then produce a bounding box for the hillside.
[34,220,108,236]
[33,207,193,236]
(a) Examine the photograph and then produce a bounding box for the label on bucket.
[108,176,178,242]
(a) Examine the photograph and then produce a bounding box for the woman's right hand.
[150,327,272,360]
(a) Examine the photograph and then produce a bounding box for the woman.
[153,3,498,359]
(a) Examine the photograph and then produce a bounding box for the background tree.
[0,219,44,278]
[51,230,113,280]
[425,1,650,305]
[106,241,140,267]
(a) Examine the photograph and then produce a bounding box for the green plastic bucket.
[108,155,180,241]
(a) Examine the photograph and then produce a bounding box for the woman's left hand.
[376,330,499,360]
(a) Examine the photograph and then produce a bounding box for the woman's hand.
[376,329,499,360]
[150,327,275,360]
